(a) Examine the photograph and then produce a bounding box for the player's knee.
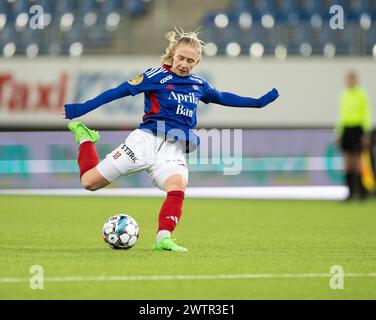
[164,175,186,192]
[81,177,99,191]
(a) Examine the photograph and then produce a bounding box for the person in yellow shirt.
[335,71,372,201]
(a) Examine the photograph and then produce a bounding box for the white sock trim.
[156,230,171,244]
[79,138,91,144]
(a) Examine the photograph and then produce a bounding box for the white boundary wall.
[0,57,375,128]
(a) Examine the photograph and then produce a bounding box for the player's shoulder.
[143,66,169,81]
[188,73,207,85]
[126,66,166,86]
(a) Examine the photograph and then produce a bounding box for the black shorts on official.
[340,126,363,153]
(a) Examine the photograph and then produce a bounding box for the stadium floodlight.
[69,42,83,57]
[3,42,16,58]
[106,12,121,32]
[204,42,218,57]
[60,13,74,32]
[238,12,252,30]
[226,42,241,57]
[261,14,274,29]
[0,14,6,31]
[300,43,312,57]
[310,14,322,29]
[274,45,287,60]
[250,42,264,58]
[359,14,371,31]
[84,12,98,27]
[26,43,39,58]
[214,13,229,29]
[15,13,29,32]
[323,43,336,58]
[373,44,376,58]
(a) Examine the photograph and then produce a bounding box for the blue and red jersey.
[64,64,279,152]
[125,64,218,151]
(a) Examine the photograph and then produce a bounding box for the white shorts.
[96,129,188,191]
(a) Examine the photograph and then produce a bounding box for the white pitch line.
[1,273,376,284]
[0,186,348,200]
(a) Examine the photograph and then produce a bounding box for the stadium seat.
[200,0,376,56]
[348,0,369,21]
[274,0,300,24]
[249,0,273,21]
[2,0,376,56]
[0,0,151,56]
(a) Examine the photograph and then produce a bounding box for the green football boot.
[68,121,100,144]
[153,237,188,253]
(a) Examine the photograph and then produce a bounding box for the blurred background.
[0,0,376,56]
[0,0,375,199]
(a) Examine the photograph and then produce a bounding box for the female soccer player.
[62,29,279,252]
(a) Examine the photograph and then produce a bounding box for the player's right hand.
[259,88,279,107]
[267,88,279,101]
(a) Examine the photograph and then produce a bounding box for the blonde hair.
[161,27,205,66]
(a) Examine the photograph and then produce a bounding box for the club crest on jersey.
[192,85,199,91]
[127,74,144,85]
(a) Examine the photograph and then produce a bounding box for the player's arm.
[62,82,132,120]
[201,84,279,108]
[62,70,157,120]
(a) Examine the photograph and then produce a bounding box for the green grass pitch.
[0,195,375,300]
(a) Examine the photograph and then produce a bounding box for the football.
[102,214,139,249]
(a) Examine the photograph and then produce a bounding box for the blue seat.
[298,0,322,20]
[232,0,250,14]
[55,0,76,16]
[78,0,98,15]
[347,0,371,22]
[11,0,29,15]
[249,0,273,21]
[124,0,147,17]
[0,25,13,47]
[366,23,376,54]
[274,0,299,23]
[285,21,312,54]
[101,0,122,14]
[35,0,54,14]
[87,24,112,47]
